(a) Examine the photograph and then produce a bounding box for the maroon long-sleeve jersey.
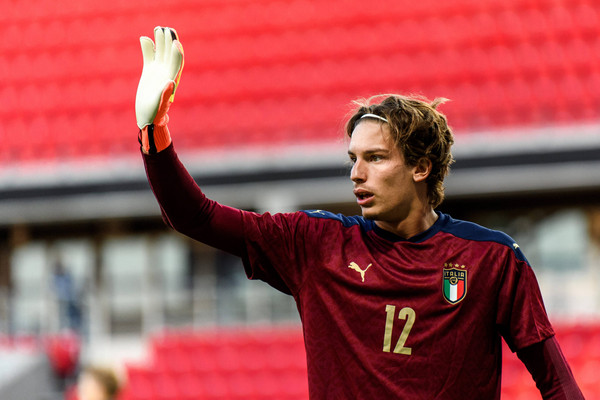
[143,144,584,399]
[242,208,554,399]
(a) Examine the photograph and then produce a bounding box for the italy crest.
[443,264,467,304]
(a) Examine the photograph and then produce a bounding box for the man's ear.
[413,157,432,183]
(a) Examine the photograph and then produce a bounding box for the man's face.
[348,120,418,226]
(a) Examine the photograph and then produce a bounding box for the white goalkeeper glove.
[135,26,184,154]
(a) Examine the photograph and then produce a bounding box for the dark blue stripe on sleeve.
[302,210,374,231]
[441,214,529,263]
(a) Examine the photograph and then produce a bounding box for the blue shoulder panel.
[441,214,528,263]
[301,210,374,231]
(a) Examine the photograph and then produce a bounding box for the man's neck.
[375,208,438,240]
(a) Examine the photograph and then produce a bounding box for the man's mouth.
[354,189,374,206]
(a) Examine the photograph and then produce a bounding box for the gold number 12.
[383,305,415,355]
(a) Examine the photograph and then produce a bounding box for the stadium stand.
[2,0,600,164]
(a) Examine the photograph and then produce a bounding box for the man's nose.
[351,160,366,183]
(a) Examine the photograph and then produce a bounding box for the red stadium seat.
[555,73,592,121]
[518,8,552,42]
[487,45,520,81]
[528,74,564,121]
[538,40,569,76]
[123,365,156,400]
[573,3,600,39]
[511,42,544,79]
[546,5,577,39]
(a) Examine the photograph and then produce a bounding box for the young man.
[136,27,584,399]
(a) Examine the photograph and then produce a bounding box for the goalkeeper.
[135,27,584,399]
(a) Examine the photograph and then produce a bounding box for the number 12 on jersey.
[383,305,416,355]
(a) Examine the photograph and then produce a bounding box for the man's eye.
[370,155,383,161]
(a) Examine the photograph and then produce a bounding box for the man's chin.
[360,209,378,221]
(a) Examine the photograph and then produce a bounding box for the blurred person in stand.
[52,257,82,333]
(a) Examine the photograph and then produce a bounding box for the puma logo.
[348,262,372,283]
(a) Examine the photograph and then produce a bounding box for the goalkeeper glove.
[135,26,184,154]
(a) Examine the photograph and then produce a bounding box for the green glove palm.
[135,26,184,154]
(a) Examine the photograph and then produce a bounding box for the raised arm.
[136,27,246,257]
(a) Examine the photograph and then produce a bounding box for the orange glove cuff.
[140,123,172,154]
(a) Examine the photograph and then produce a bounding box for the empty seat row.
[5,0,598,49]
[2,66,600,166]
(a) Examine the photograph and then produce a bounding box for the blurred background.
[1,0,599,399]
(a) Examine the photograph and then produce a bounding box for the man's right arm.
[135,27,247,258]
[143,144,247,257]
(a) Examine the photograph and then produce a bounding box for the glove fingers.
[168,27,179,41]
[163,28,179,70]
[164,28,173,65]
[168,41,184,83]
[139,36,155,65]
[154,26,165,63]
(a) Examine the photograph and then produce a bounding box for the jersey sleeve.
[496,248,555,351]
[143,144,321,296]
[517,336,585,399]
[241,211,321,296]
[142,144,246,257]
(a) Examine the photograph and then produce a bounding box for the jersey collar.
[371,211,448,243]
